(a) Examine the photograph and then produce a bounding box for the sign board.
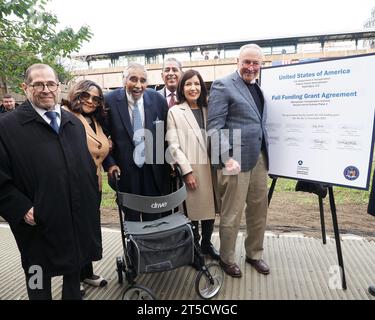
[261,54,375,189]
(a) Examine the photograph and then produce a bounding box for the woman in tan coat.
[166,70,219,260]
[62,80,110,295]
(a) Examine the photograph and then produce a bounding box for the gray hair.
[162,57,182,71]
[24,63,59,84]
[122,63,147,84]
[239,44,263,59]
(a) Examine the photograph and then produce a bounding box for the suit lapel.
[19,101,46,127]
[143,91,154,132]
[143,91,160,192]
[115,89,134,141]
[76,113,102,144]
[56,108,73,131]
[232,72,261,119]
[180,102,206,150]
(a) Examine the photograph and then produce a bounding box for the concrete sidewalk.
[0,223,374,300]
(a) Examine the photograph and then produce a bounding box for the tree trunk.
[0,76,8,96]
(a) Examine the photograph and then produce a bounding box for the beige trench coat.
[166,102,215,221]
[74,113,110,191]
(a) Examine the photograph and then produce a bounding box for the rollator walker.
[114,168,224,300]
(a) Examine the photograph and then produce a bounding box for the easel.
[268,177,347,290]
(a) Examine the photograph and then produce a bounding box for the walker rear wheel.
[195,263,223,299]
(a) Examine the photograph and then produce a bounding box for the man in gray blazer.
[157,58,183,108]
[207,44,269,278]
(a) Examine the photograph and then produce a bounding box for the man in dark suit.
[157,58,183,108]
[104,63,171,221]
[207,44,270,278]
[0,64,102,300]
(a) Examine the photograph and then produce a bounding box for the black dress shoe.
[80,283,85,297]
[201,243,220,260]
[369,285,375,296]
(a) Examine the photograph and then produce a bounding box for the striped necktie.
[168,93,176,108]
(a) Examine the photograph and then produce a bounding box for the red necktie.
[168,93,176,108]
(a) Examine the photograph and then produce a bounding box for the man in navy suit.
[104,63,171,221]
[207,44,270,278]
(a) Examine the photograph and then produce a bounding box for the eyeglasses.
[79,92,103,106]
[29,82,59,92]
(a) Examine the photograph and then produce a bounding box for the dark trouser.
[80,263,94,282]
[121,164,171,222]
[192,219,215,247]
[80,190,102,281]
[25,271,81,300]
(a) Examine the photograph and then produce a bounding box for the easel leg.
[268,177,277,206]
[318,196,326,244]
[328,186,347,290]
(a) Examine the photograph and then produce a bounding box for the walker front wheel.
[195,263,224,299]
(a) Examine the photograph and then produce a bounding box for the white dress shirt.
[165,88,177,106]
[31,103,62,127]
[126,92,145,127]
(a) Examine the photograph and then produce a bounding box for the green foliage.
[0,0,92,92]
[100,172,373,211]
[101,172,117,208]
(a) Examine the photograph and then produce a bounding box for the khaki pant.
[218,152,268,264]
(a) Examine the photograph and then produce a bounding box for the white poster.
[261,54,375,189]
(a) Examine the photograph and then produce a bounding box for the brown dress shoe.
[219,260,242,278]
[246,258,270,275]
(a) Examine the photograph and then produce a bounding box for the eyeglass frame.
[28,81,60,92]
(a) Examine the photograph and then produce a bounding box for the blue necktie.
[45,111,59,134]
[132,102,145,167]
